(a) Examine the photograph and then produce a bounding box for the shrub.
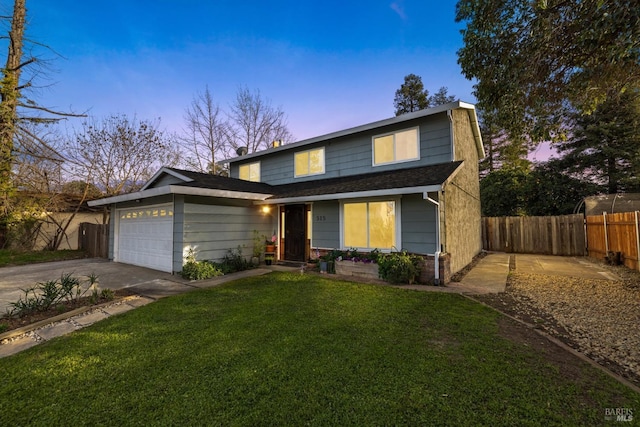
[8,272,101,317]
[214,246,252,274]
[180,248,223,280]
[377,251,423,284]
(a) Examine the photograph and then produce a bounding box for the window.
[372,127,419,166]
[295,147,325,177]
[238,162,260,182]
[343,200,396,249]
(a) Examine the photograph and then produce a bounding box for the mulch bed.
[0,288,138,333]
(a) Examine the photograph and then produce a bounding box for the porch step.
[276,261,307,268]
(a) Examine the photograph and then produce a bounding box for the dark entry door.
[285,204,306,261]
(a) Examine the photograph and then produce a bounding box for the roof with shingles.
[164,167,275,194]
[166,162,462,199]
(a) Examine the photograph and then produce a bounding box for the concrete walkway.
[447,252,511,294]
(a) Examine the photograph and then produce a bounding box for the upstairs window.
[372,127,419,166]
[239,161,260,182]
[295,147,325,177]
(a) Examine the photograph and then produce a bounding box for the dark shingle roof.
[165,162,461,199]
[269,162,462,199]
[165,168,275,194]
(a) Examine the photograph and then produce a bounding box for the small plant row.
[7,272,114,317]
[180,246,255,280]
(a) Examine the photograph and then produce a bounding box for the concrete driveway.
[514,254,621,281]
[0,258,190,315]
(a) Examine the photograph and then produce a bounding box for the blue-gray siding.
[400,194,438,254]
[309,194,437,254]
[181,199,274,266]
[232,113,451,185]
[311,201,340,249]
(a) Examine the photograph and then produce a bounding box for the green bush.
[377,251,423,284]
[180,248,223,280]
[181,261,222,280]
[214,246,252,274]
[8,272,101,317]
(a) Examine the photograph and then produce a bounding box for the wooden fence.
[482,214,586,256]
[586,212,640,271]
[78,222,109,258]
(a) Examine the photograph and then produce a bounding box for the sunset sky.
[17,1,478,147]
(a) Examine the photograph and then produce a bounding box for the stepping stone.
[125,297,154,307]
[73,310,109,326]
[103,303,135,316]
[0,335,38,357]
[36,322,79,340]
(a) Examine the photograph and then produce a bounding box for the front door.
[284,204,306,261]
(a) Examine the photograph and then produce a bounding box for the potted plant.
[265,233,277,253]
[265,255,274,265]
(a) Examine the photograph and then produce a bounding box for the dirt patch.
[0,288,137,333]
[475,257,640,389]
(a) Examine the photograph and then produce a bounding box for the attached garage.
[115,204,174,272]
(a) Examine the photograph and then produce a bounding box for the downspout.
[447,110,454,162]
[425,192,441,285]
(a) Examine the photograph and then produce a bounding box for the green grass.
[0,249,87,267]
[0,272,637,426]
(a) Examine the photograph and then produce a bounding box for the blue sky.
[21,1,476,142]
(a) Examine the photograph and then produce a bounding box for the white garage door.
[116,204,174,272]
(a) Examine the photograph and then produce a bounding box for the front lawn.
[0,272,637,425]
[0,249,86,267]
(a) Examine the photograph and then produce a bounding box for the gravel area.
[476,261,640,387]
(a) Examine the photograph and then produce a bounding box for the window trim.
[238,161,261,182]
[371,126,420,167]
[294,147,326,178]
[339,197,402,251]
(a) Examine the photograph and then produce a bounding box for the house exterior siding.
[310,201,340,249]
[182,196,273,265]
[231,113,452,185]
[401,194,438,254]
[443,109,483,274]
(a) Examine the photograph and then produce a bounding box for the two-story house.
[89,101,484,283]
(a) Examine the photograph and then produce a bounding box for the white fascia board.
[89,185,273,206]
[226,101,470,164]
[171,186,272,201]
[141,167,194,191]
[255,185,442,205]
[88,186,172,206]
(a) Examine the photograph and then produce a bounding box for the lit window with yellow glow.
[294,147,325,177]
[372,127,419,166]
[239,162,260,182]
[343,201,396,249]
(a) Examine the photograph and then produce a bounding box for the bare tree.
[181,86,231,174]
[227,86,292,154]
[0,0,84,247]
[65,114,181,197]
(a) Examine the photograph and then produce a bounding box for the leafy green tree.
[555,90,640,194]
[526,162,602,216]
[480,167,531,216]
[456,0,640,143]
[394,74,429,116]
[481,162,602,216]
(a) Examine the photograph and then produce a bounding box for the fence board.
[78,222,109,258]
[482,214,586,256]
[587,212,639,270]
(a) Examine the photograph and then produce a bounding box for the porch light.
[261,206,271,214]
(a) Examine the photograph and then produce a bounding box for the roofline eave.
[255,185,443,205]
